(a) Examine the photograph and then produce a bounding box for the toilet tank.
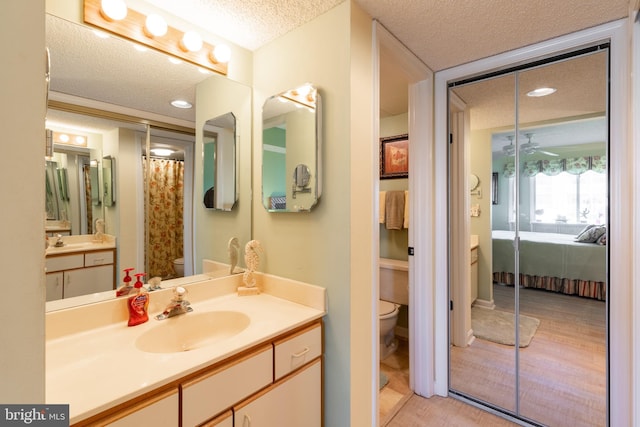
[379,258,409,306]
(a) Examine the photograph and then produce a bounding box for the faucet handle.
[173,286,187,300]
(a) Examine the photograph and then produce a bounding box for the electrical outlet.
[471,204,481,217]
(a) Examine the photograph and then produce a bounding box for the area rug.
[471,307,540,347]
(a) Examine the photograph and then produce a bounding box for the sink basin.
[135,311,250,353]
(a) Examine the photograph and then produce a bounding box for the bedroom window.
[533,170,606,224]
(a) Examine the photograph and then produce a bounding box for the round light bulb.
[527,87,557,97]
[210,44,231,63]
[180,31,203,52]
[59,134,70,143]
[144,14,167,37]
[171,99,192,109]
[100,0,128,21]
[150,148,174,156]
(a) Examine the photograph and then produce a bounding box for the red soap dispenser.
[116,267,135,297]
[127,273,149,326]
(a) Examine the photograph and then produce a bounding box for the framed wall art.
[380,134,408,179]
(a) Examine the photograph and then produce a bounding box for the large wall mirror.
[448,48,608,426]
[45,12,252,311]
[202,113,238,211]
[262,84,322,212]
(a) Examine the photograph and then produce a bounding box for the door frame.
[372,21,435,405]
[431,19,632,424]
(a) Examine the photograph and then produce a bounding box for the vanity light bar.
[52,131,88,147]
[83,0,229,76]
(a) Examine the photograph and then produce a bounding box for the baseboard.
[466,328,475,346]
[473,298,495,310]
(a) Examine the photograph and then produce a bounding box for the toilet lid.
[174,258,184,265]
[379,300,397,316]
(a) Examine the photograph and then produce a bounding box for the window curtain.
[143,158,184,278]
[503,155,606,178]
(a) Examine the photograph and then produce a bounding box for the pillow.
[575,224,595,239]
[575,225,606,243]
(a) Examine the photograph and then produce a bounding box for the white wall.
[0,0,46,402]
[253,2,375,425]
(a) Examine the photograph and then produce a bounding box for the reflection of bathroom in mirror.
[44,11,252,311]
[202,112,238,211]
[262,84,322,212]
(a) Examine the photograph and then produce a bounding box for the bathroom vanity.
[45,235,117,301]
[46,273,326,426]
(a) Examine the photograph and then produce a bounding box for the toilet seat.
[379,300,399,319]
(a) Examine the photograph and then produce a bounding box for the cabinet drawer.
[102,388,178,426]
[181,346,273,427]
[85,250,114,266]
[45,254,84,272]
[274,322,322,380]
[470,247,478,264]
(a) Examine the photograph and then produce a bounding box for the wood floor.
[450,284,606,426]
[379,285,605,426]
[379,338,412,424]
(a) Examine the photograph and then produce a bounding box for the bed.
[492,230,607,301]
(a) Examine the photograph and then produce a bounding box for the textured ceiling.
[357,0,628,71]
[46,1,629,139]
[139,0,344,51]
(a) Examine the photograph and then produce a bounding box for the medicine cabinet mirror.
[202,112,238,211]
[102,155,115,207]
[262,84,322,212]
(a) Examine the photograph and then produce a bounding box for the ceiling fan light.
[527,87,556,97]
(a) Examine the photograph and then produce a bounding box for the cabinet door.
[102,389,178,426]
[45,273,63,302]
[64,265,114,298]
[235,359,321,427]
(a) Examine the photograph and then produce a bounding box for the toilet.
[173,258,184,277]
[379,299,400,359]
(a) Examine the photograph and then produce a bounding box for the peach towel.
[385,191,405,230]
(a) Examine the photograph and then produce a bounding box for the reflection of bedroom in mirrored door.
[448,48,609,426]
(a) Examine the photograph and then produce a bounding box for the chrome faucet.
[155,286,193,320]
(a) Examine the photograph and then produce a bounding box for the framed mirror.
[102,155,115,207]
[203,112,238,211]
[262,84,322,212]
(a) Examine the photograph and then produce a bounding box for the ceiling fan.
[502,133,558,157]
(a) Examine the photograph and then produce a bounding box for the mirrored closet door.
[448,47,609,427]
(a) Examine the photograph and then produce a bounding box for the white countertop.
[45,234,116,256]
[46,274,326,424]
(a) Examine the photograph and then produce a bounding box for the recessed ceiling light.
[171,99,192,109]
[150,148,174,156]
[527,87,557,97]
